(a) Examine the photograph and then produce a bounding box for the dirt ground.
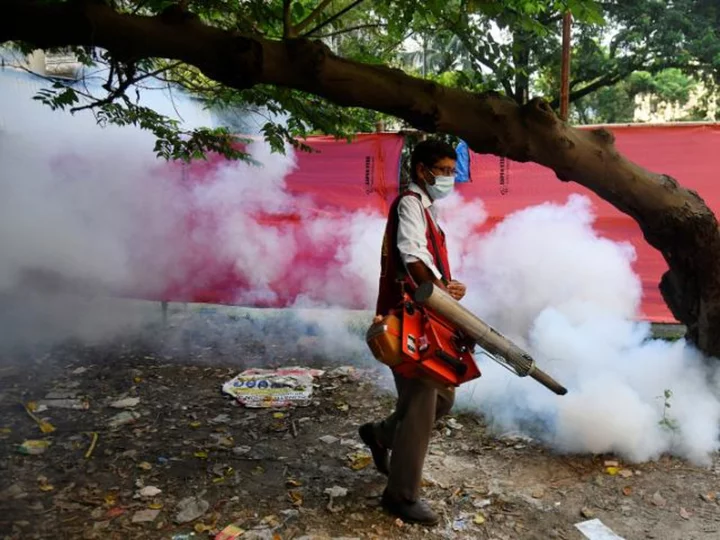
[0,304,718,540]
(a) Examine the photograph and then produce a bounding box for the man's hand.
[446,280,467,301]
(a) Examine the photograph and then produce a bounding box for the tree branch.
[294,0,334,36]
[282,0,293,38]
[313,23,384,39]
[4,1,720,348]
[301,0,367,37]
[550,61,700,109]
[548,73,623,108]
[70,61,182,113]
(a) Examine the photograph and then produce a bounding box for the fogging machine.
[366,282,567,395]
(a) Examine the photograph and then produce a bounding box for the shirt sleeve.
[396,196,443,280]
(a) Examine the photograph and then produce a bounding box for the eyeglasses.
[431,166,457,176]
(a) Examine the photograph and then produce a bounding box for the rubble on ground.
[1,334,719,540]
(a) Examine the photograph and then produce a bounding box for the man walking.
[360,139,467,526]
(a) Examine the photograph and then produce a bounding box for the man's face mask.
[424,165,456,200]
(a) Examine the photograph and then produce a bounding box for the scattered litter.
[171,534,196,540]
[680,507,692,520]
[108,411,140,429]
[474,513,486,525]
[325,486,348,498]
[652,491,667,507]
[622,486,633,497]
[326,366,356,379]
[604,460,619,468]
[194,522,215,534]
[37,475,54,492]
[39,398,89,410]
[26,401,43,413]
[324,485,347,512]
[287,490,303,506]
[605,466,620,476]
[17,440,50,455]
[132,509,160,523]
[347,452,372,471]
[618,469,633,478]
[222,367,324,408]
[136,486,162,499]
[138,461,153,471]
[215,524,245,540]
[701,492,717,502]
[446,418,463,430]
[581,507,595,519]
[452,518,468,531]
[281,508,300,519]
[209,433,234,448]
[473,498,491,509]
[110,397,140,409]
[24,404,55,434]
[175,496,210,524]
[72,367,88,375]
[233,446,251,456]
[575,519,626,540]
[106,507,126,519]
[210,414,231,425]
[499,432,534,443]
[319,435,339,445]
[85,432,99,459]
[44,390,78,399]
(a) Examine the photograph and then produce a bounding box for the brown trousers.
[372,370,455,501]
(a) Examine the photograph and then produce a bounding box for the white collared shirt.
[396,182,443,280]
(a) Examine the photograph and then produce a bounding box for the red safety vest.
[375,190,452,315]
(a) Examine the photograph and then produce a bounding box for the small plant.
[657,389,680,432]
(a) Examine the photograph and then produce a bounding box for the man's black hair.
[410,139,457,182]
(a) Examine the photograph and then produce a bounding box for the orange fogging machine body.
[366,283,568,395]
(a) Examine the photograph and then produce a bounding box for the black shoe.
[358,423,389,475]
[381,490,440,526]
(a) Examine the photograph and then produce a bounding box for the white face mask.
[425,173,455,200]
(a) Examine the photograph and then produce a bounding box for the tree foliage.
[2,0,601,159]
[6,0,717,158]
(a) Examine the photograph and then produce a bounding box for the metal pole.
[560,11,572,121]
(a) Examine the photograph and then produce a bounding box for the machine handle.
[435,349,468,376]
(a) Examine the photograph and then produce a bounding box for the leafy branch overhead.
[6,0,717,158]
[4,0,720,359]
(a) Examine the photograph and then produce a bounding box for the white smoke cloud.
[2,68,719,467]
[445,194,720,465]
[0,72,385,310]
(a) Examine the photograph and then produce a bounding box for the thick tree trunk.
[4,1,720,356]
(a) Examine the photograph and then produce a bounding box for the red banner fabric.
[158,133,403,306]
[460,124,720,323]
